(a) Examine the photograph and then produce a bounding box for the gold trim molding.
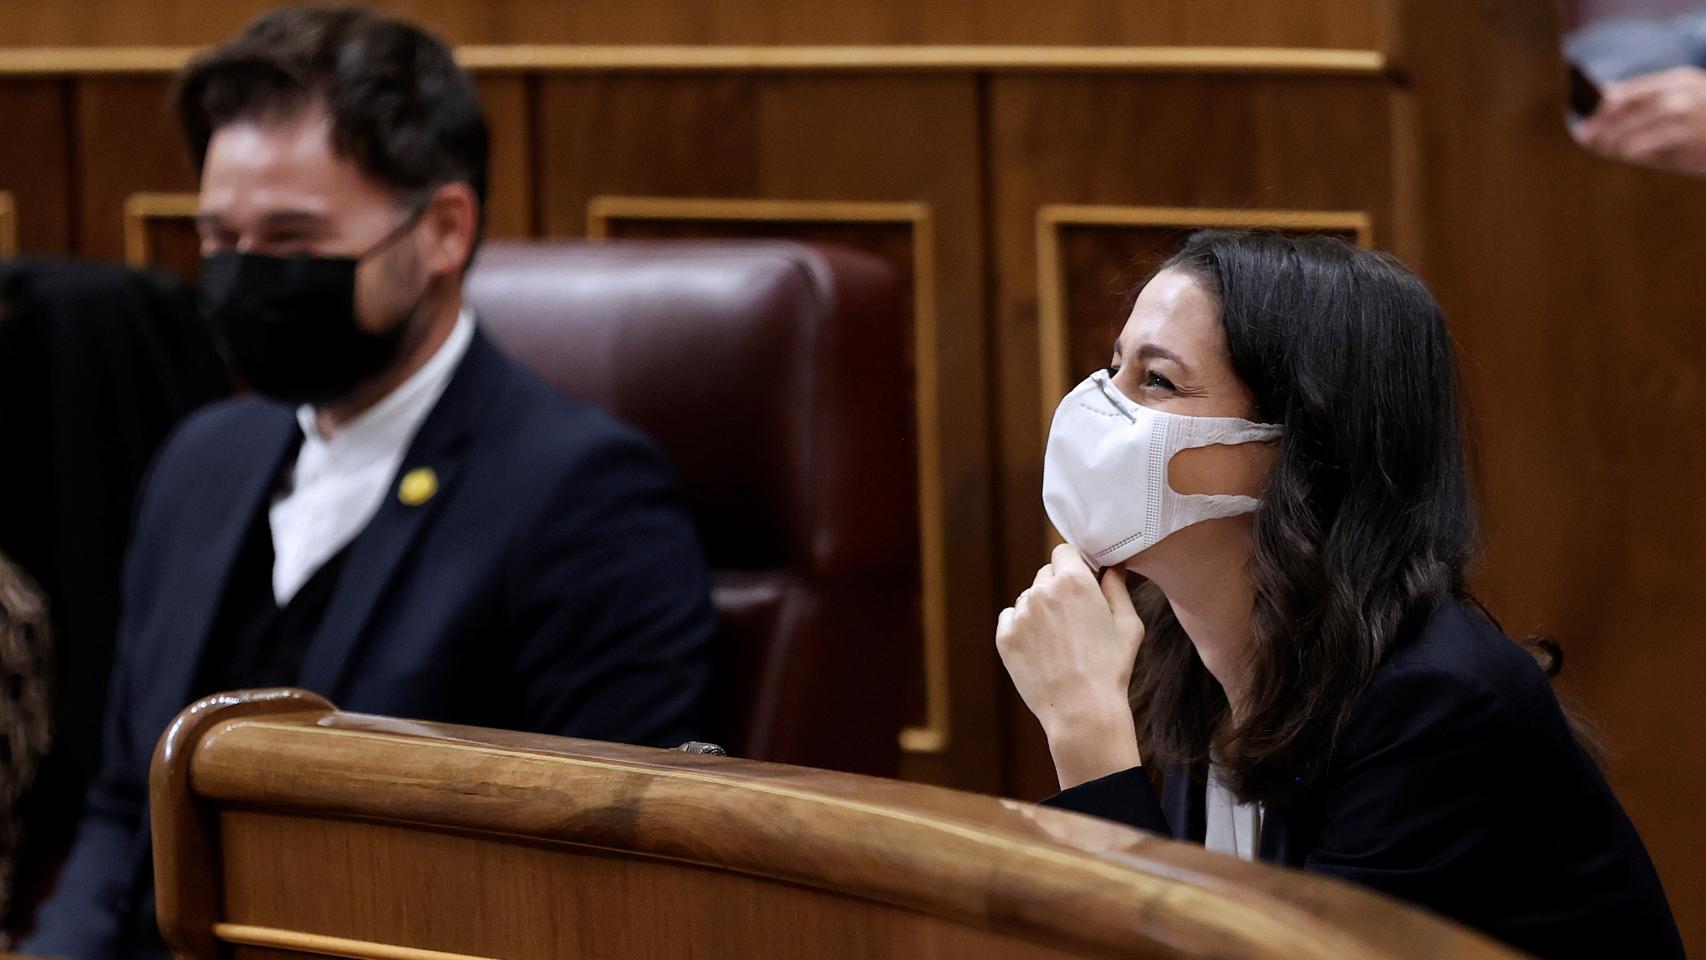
[216,924,500,960]
[0,192,16,257]
[0,44,1387,77]
[589,195,951,756]
[123,191,199,268]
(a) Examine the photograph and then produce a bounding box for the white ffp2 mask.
[1042,373,1282,567]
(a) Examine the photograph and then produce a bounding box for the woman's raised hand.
[996,543,1145,788]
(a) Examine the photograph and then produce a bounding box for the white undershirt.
[1204,764,1264,861]
[267,309,475,605]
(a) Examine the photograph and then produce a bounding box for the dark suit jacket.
[23,329,717,960]
[1044,600,1683,959]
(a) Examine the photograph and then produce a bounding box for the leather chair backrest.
[466,240,918,774]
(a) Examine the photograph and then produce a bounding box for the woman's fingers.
[1031,563,1052,592]
[997,551,1144,747]
[995,606,1017,655]
[1050,542,1094,580]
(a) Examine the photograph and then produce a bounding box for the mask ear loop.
[356,195,435,263]
[352,194,438,351]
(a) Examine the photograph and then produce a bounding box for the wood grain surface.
[150,690,1523,960]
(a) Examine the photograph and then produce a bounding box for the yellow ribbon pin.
[398,467,438,507]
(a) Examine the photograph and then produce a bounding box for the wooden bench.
[145,688,1524,960]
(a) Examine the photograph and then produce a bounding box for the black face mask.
[200,210,427,406]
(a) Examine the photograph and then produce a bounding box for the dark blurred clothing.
[0,551,51,926]
[0,259,229,931]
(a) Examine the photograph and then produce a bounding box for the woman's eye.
[1143,370,1176,391]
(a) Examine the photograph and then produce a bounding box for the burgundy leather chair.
[466,240,919,776]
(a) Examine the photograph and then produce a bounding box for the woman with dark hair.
[997,231,1682,958]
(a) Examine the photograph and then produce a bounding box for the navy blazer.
[1044,600,1683,959]
[25,329,717,959]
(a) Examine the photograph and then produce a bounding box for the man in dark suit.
[21,8,716,958]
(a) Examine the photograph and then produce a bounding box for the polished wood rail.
[146,689,1523,960]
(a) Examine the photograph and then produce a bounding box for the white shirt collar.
[269,308,476,605]
[294,307,477,461]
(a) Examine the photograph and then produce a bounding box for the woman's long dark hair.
[1128,230,1481,807]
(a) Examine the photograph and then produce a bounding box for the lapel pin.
[398,467,439,507]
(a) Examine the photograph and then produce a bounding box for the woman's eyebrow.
[1135,342,1191,374]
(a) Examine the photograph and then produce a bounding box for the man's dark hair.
[174,6,488,228]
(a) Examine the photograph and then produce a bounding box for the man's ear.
[419,182,479,277]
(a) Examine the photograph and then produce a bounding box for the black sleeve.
[18,425,188,959]
[18,634,145,959]
[1040,766,1171,834]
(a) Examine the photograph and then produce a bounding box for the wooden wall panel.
[124,192,200,281]
[986,74,1395,799]
[0,192,14,256]
[475,75,534,239]
[72,76,196,262]
[1394,0,1706,950]
[0,0,1379,49]
[56,76,533,271]
[212,810,1091,960]
[0,78,72,255]
[536,76,762,229]
[538,74,1000,790]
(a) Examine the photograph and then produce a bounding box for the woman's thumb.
[1101,566,1144,647]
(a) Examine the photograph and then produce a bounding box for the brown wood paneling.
[0,78,73,255]
[0,1,1378,49]
[536,76,762,234]
[124,192,201,282]
[987,73,1395,799]
[215,812,1093,960]
[474,75,533,239]
[539,73,999,791]
[134,213,201,282]
[72,76,196,261]
[69,76,534,266]
[0,193,15,256]
[1393,0,1706,951]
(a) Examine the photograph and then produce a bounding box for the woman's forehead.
[1117,269,1226,359]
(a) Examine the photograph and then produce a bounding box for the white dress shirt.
[1204,764,1264,861]
[268,309,475,605]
